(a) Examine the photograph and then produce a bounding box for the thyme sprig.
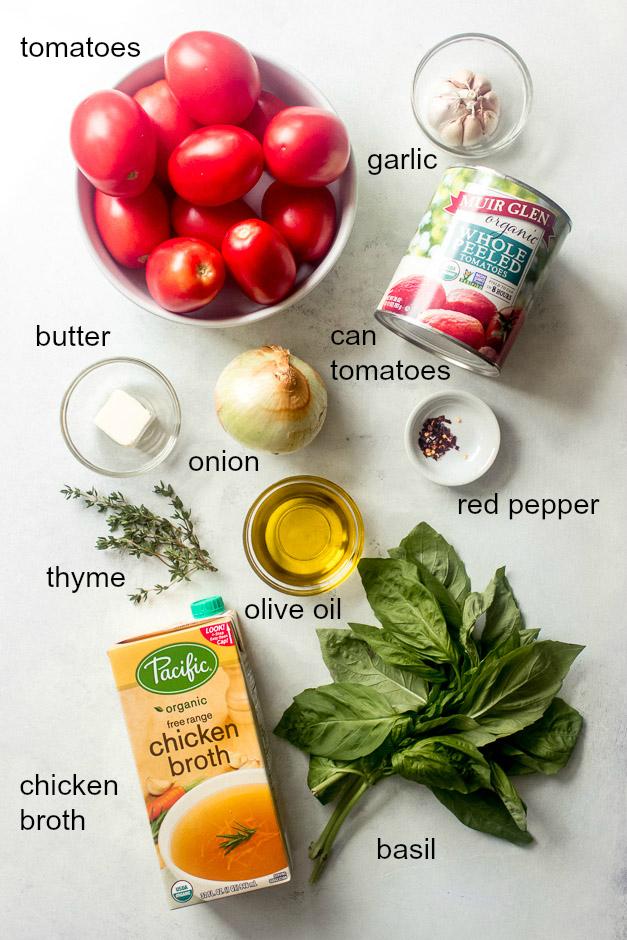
[216,821,259,855]
[61,481,217,603]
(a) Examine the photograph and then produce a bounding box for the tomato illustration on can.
[375,166,571,376]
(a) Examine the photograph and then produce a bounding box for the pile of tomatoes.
[70,31,350,315]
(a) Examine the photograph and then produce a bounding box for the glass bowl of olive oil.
[244,476,364,596]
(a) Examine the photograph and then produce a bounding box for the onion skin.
[215,345,327,454]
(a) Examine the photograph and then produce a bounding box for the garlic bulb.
[428,70,500,147]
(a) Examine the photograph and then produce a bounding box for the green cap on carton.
[191,596,225,619]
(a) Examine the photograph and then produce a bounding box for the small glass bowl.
[412,33,532,157]
[243,475,364,596]
[60,358,181,477]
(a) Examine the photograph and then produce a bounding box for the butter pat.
[95,389,154,447]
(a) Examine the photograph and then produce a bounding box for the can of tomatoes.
[375,166,571,376]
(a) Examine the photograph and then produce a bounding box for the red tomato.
[484,306,525,351]
[419,310,485,350]
[133,80,200,184]
[70,90,156,196]
[381,276,447,316]
[94,183,170,268]
[222,220,296,304]
[241,91,286,142]
[263,106,350,187]
[261,182,336,262]
[171,197,256,250]
[168,126,263,206]
[146,237,225,313]
[165,31,260,125]
[444,288,497,328]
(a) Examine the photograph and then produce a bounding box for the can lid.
[191,596,225,619]
[375,309,500,377]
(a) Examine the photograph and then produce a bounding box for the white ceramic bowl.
[158,768,281,894]
[405,390,500,486]
[76,54,357,327]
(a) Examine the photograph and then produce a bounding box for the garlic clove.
[146,776,173,796]
[448,68,474,88]
[462,115,485,146]
[427,95,467,131]
[480,91,500,115]
[471,73,492,95]
[434,80,463,98]
[479,109,499,138]
[440,117,465,146]
[227,751,246,769]
[227,750,261,769]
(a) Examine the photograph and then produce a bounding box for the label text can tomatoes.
[375,166,571,375]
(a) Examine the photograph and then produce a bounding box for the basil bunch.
[274,523,583,882]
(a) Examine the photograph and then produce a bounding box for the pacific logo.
[136,643,218,694]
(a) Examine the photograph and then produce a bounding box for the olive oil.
[245,476,364,594]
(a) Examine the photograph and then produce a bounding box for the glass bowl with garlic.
[412,34,532,157]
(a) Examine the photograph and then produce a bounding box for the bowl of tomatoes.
[73,31,357,327]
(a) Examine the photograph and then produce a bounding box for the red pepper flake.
[418,415,460,461]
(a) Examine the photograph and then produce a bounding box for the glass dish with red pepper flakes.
[418,415,460,460]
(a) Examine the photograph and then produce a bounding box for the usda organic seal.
[171,880,194,903]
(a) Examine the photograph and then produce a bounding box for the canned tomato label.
[375,166,571,376]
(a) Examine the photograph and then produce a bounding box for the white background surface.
[2,1,625,938]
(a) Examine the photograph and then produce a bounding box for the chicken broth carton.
[108,596,291,908]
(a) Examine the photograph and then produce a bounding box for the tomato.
[165,31,260,125]
[478,346,500,363]
[168,126,263,206]
[171,197,256,250]
[133,79,199,184]
[484,306,525,351]
[444,288,497,328]
[263,106,350,187]
[241,91,286,142]
[222,220,296,304]
[94,183,170,268]
[381,276,447,316]
[419,310,485,350]
[146,237,225,313]
[70,89,156,196]
[261,182,336,262]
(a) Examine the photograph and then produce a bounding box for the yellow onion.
[215,345,327,454]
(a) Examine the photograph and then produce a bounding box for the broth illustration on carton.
[108,596,291,908]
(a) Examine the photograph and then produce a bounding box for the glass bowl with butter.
[60,358,181,476]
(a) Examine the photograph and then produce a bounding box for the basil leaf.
[411,559,463,629]
[413,714,497,747]
[307,756,363,805]
[429,787,533,846]
[461,641,584,737]
[358,558,457,665]
[392,735,492,793]
[541,640,586,680]
[479,631,522,669]
[461,581,500,665]
[489,761,527,830]
[390,522,471,607]
[519,628,541,646]
[480,567,524,653]
[349,623,444,682]
[317,628,429,711]
[492,698,583,776]
[274,682,413,760]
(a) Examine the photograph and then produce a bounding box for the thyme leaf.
[61,481,217,603]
